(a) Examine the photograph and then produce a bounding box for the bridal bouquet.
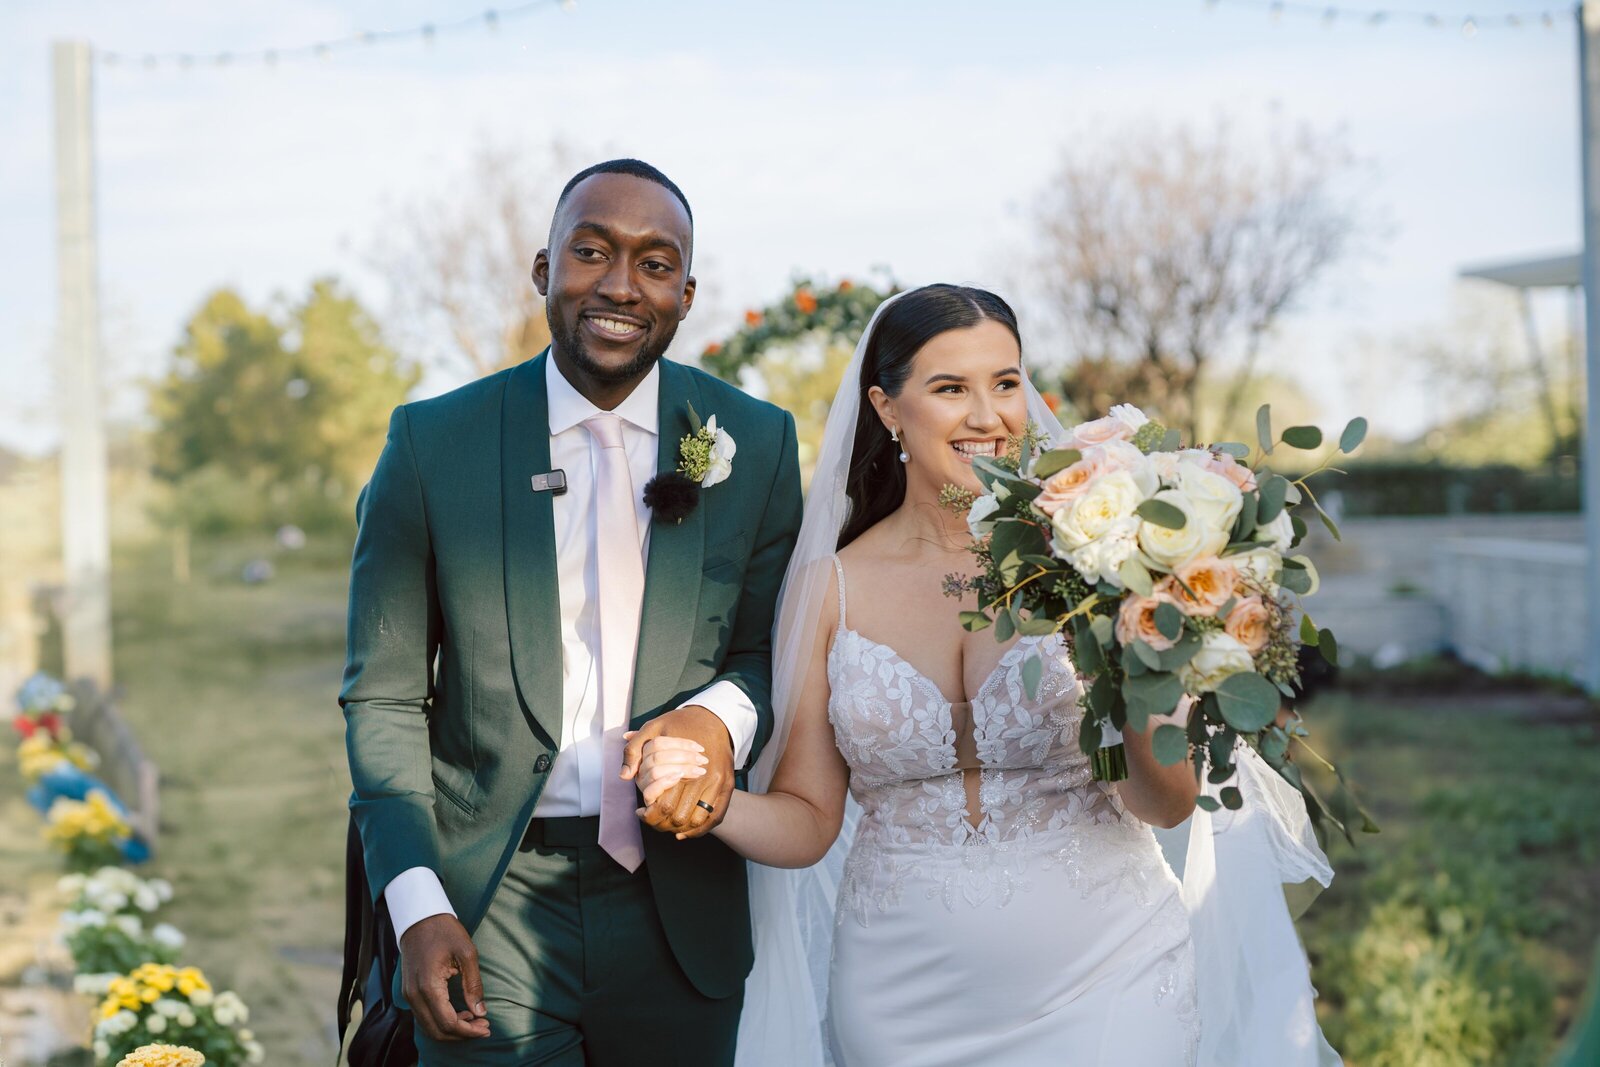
[949,403,1373,833]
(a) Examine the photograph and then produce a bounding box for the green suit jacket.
[340,351,802,998]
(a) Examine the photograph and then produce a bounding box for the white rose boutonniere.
[643,403,737,523]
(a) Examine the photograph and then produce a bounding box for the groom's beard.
[547,305,680,384]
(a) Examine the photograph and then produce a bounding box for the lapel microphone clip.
[531,469,568,496]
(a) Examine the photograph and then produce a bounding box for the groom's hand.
[622,705,734,839]
[400,914,491,1042]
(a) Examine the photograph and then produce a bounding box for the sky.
[0,0,1583,454]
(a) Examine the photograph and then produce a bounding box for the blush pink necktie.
[583,413,646,873]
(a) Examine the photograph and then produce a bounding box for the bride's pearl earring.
[891,427,909,464]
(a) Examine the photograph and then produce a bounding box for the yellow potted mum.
[116,1044,207,1066]
[94,964,263,1065]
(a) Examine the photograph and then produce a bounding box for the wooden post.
[52,40,113,691]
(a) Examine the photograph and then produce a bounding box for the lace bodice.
[825,557,1178,924]
[826,557,1126,850]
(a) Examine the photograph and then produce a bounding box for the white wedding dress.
[823,557,1199,1066]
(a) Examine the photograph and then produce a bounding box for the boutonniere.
[643,402,737,524]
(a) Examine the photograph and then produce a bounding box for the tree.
[1029,120,1365,438]
[148,279,418,533]
[372,141,584,382]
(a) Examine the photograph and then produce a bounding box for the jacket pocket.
[702,530,748,575]
[430,769,476,816]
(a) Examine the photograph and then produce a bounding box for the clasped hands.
[622,704,733,839]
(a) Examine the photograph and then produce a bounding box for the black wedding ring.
[696,800,715,814]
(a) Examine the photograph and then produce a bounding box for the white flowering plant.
[947,403,1376,840]
[94,965,263,1066]
[60,905,185,979]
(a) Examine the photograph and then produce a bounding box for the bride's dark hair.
[837,284,1022,550]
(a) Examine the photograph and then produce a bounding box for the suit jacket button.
[534,755,552,773]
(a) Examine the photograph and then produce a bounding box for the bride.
[637,284,1202,1065]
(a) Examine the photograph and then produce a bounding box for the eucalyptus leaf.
[1213,672,1282,733]
[1136,498,1188,530]
[1155,631,1202,672]
[1196,795,1221,813]
[1280,566,1313,596]
[1151,724,1189,766]
[1232,490,1259,541]
[1214,442,1251,459]
[1122,670,1183,729]
[1131,639,1163,671]
[960,610,993,632]
[1078,715,1103,755]
[994,606,1016,642]
[1221,786,1243,810]
[1161,428,1182,452]
[1318,628,1339,665]
[1299,614,1320,645]
[1154,601,1184,641]
[1074,626,1105,674]
[1259,728,1289,764]
[1087,672,1116,715]
[1256,404,1273,454]
[1032,447,1083,480]
[1209,763,1237,785]
[1018,617,1059,637]
[1339,416,1368,454]
[1291,513,1308,545]
[1282,425,1323,450]
[1256,475,1289,523]
[1089,614,1115,647]
[1316,504,1342,542]
[1118,557,1154,597]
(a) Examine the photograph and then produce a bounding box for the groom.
[342,159,802,1064]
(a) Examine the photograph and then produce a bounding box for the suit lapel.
[502,352,565,745]
[632,360,705,718]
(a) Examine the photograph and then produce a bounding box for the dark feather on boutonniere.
[643,471,700,525]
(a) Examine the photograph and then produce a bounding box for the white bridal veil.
[735,292,1339,1067]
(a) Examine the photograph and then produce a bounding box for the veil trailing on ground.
[735,291,1338,1066]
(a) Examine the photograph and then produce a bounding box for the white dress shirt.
[384,355,759,941]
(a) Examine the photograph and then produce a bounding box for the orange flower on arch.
[794,289,818,315]
[703,341,723,356]
[1041,392,1062,412]
[838,279,854,292]
[745,309,763,327]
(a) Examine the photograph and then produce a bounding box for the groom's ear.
[532,250,551,297]
[678,274,696,321]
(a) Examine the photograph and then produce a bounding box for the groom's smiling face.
[534,173,696,397]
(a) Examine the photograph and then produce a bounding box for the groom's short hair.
[556,159,694,228]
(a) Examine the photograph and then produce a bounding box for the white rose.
[1109,403,1149,433]
[1176,461,1243,534]
[1136,490,1225,571]
[1234,548,1281,595]
[152,922,185,949]
[147,1013,168,1034]
[1063,520,1140,586]
[1254,510,1294,553]
[1052,471,1146,550]
[1178,631,1257,693]
[966,493,1000,538]
[700,415,736,488]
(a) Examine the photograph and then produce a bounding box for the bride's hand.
[623,733,709,807]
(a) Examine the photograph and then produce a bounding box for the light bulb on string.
[1322,7,1337,28]
[1269,1,1284,24]
[1461,17,1477,37]
[485,9,501,33]
[561,0,578,11]
[264,50,278,67]
[422,23,436,46]
[1367,12,1387,27]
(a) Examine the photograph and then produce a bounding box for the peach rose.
[1069,415,1136,449]
[1206,451,1257,492]
[1034,454,1107,516]
[1223,595,1272,653]
[1116,590,1183,652]
[1161,556,1238,617]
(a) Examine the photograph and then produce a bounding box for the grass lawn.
[5,534,1598,1066]
[105,533,355,1065]
[1298,683,1600,1066]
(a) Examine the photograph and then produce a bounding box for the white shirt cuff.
[683,679,758,769]
[383,866,457,943]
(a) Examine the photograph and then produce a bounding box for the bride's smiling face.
[869,319,1029,496]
